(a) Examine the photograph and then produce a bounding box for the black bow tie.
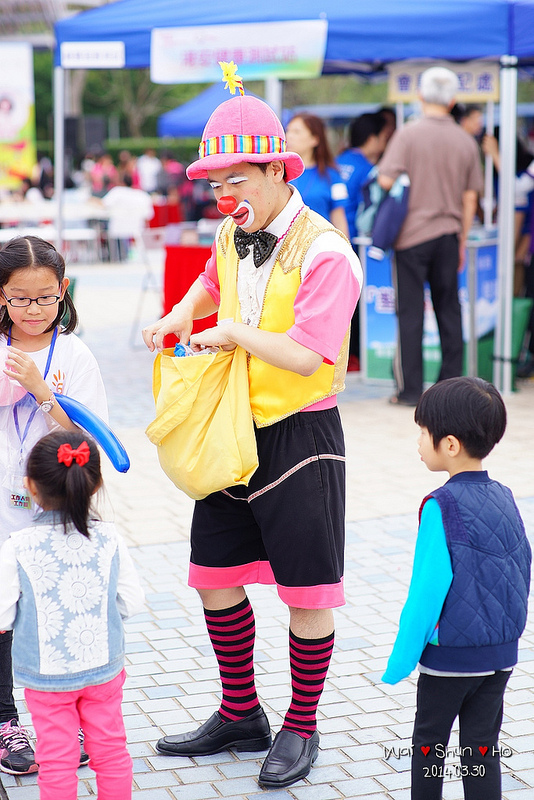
[234,227,278,268]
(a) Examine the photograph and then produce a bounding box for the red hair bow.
[57,441,90,467]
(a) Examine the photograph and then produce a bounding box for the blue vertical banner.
[365,251,397,380]
[364,242,498,381]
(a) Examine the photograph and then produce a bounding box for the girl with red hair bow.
[0,430,144,800]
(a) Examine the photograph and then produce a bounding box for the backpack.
[357,167,410,259]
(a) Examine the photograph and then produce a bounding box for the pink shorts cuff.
[276,578,345,609]
[188,562,345,609]
[188,560,276,589]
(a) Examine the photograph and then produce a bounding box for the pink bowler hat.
[187,94,304,181]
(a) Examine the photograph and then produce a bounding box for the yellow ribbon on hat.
[219,60,245,96]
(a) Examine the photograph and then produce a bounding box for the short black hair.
[348,113,386,148]
[414,377,506,459]
[451,103,482,123]
[246,161,287,180]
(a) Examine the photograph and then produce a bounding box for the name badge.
[5,468,32,511]
[10,491,32,510]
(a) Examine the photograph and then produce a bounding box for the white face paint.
[209,175,248,190]
[232,200,255,229]
[208,165,276,232]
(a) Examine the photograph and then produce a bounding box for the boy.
[382,377,531,800]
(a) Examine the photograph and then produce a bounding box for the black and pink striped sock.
[282,629,335,738]
[204,597,260,722]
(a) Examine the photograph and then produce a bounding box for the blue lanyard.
[9,327,58,451]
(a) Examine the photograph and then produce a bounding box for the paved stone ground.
[1,254,533,799]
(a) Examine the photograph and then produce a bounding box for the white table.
[0,199,108,225]
[0,200,109,261]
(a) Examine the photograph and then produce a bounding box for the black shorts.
[188,407,346,609]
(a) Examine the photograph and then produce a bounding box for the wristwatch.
[39,393,55,413]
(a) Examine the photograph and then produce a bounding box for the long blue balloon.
[54,394,130,473]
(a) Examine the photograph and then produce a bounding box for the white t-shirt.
[102,186,154,238]
[0,331,108,544]
[136,154,161,193]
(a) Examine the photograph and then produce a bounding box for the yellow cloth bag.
[145,238,258,500]
[145,344,258,499]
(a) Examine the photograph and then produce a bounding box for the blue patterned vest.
[419,471,531,673]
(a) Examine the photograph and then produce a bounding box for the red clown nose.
[217,195,238,215]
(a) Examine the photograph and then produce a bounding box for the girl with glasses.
[0,235,108,776]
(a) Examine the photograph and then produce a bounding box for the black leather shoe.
[258,729,319,788]
[156,707,271,757]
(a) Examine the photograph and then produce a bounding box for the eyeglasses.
[0,287,61,308]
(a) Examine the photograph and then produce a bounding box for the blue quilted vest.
[419,471,531,673]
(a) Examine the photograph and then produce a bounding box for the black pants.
[393,234,463,403]
[0,630,17,724]
[411,671,510,800]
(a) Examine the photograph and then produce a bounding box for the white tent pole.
[395,101,404,129]
[265,76,282,119]
[53,65,65,249]
[483,100,494,230]
[494,56,517,394]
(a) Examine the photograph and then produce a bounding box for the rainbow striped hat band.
[187,94,304,182]
[199,133,287,160]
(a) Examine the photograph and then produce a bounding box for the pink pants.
[25,669,132,800]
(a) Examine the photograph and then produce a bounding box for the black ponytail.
[26,430,102,537]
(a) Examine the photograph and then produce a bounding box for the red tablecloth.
[163,244,217,348]
[149,203,182,228]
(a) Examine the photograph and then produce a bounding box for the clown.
[143,64,362,789]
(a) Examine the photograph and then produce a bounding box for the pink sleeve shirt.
[198,241,220,305]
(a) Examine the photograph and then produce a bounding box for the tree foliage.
[34,49,53,142]
[83,69,208,138]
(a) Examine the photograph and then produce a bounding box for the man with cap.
[142,66,361,789]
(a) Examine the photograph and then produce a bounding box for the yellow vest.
[216,208,350,427]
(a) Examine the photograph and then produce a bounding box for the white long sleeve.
[0,538,20,631]
[116,535,145,619]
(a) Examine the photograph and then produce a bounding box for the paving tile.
[216,776,264,796]
[170,784,221,800]
[291,784,343,800]
[134,770,180,789]
[331,776,385,796]
[2,789,40,800]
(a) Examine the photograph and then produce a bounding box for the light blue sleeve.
[382,499,453,684]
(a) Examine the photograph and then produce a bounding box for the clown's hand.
[190,324,237,352]
[142,306,194,353]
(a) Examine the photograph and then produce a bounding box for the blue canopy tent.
[158,84,262,138]
[54,0,534,392]
[54,0,534,69]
